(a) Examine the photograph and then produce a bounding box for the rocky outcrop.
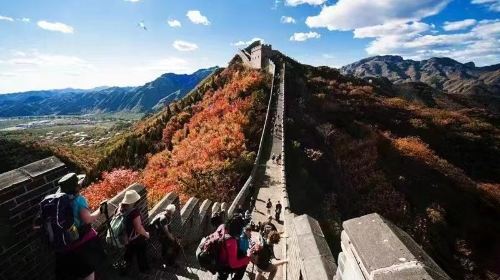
[341,55,500,95]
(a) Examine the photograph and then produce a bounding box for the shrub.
[82,168,141,211]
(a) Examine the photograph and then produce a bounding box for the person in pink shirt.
[217,215,250,280]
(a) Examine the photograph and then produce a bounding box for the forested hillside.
[82,58,271,209]
[284,60,500,279]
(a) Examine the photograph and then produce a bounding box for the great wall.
[0,42,451,280]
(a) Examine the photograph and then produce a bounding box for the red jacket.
[219,238,250,269]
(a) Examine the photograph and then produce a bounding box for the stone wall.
[227,57,277,217]
[285,214,337,280]
[0,157,67,280]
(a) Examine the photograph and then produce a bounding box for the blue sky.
[0,0,499,93]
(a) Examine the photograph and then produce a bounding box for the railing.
[227,59,277,217]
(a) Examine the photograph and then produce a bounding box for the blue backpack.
[39,192,79,251]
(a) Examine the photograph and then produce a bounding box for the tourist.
[151,204,180,268]
[250,195,256,211]
[244,210,252,225]
[275,201,282,222]
[217,215,250,280]
[260,216,277,239]
[239,225,253,257]
[120,189,150,274]
[266,199,272,215]
[235,204,244,216]
[54,173,104,280]
[254,231,288,280]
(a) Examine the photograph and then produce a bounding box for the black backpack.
[39,192,79,251]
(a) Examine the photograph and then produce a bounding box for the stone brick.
[0,183,27,204]
[15,182,55,204]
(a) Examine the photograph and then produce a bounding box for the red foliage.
[81,168,141,211]
[143,65,266,204]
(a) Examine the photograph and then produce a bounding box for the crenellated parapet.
[0,156,67,280]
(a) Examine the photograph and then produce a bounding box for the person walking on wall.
[250,195,256,211]
[253,231,288,280]
[53,173,104,280]
[275,201,282,222]
[151,204,181,268]
[217,215,250,280]
[266,199,272,215]
[120,189,150,274]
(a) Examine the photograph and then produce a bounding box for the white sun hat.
[121,190,141,205]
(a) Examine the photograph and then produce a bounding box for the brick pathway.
[115,70,286,280]
[248,71,286,280]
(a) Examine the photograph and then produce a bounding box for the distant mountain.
[341,56,500,95]
[0,67,217,117]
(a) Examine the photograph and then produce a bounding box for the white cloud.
[443,19,477,31]
[186,10,210,25]
[354,21,432,38]
[0,15,14,22]
[306,0,450,31]
[0,50,218,93]
[285,0,326,6]
[124,0,142,2]
[363,20,500,66]
[172,40,199,51]
[471,0,500,12]
[290,31,321,41]
[37,20,74,34]
[20,17,31,23]
[167,19,181,27]
[2,51,91,68]
[231,38,265,47]
[281,16,296,24]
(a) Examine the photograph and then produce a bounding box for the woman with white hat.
[119,189,150,274]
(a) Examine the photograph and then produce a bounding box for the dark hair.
[268,231,280,244]
[226,214,245,238]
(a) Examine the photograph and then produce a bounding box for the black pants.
[124,237,149,272]
[55,237,104,280]
[217,267,246,280]
[160,237,180,265]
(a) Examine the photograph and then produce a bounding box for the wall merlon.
[180,197,200,224]
[0,170,30,192]
[291,214,337,280]
[336,213,451,280]
[18,156,65,179]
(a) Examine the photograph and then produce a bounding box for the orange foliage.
[142,65,267,204]
[81,168,141,210]
[392,136,475,189]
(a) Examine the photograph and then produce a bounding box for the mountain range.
[0,67,216,117]
[341,55,500,96]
